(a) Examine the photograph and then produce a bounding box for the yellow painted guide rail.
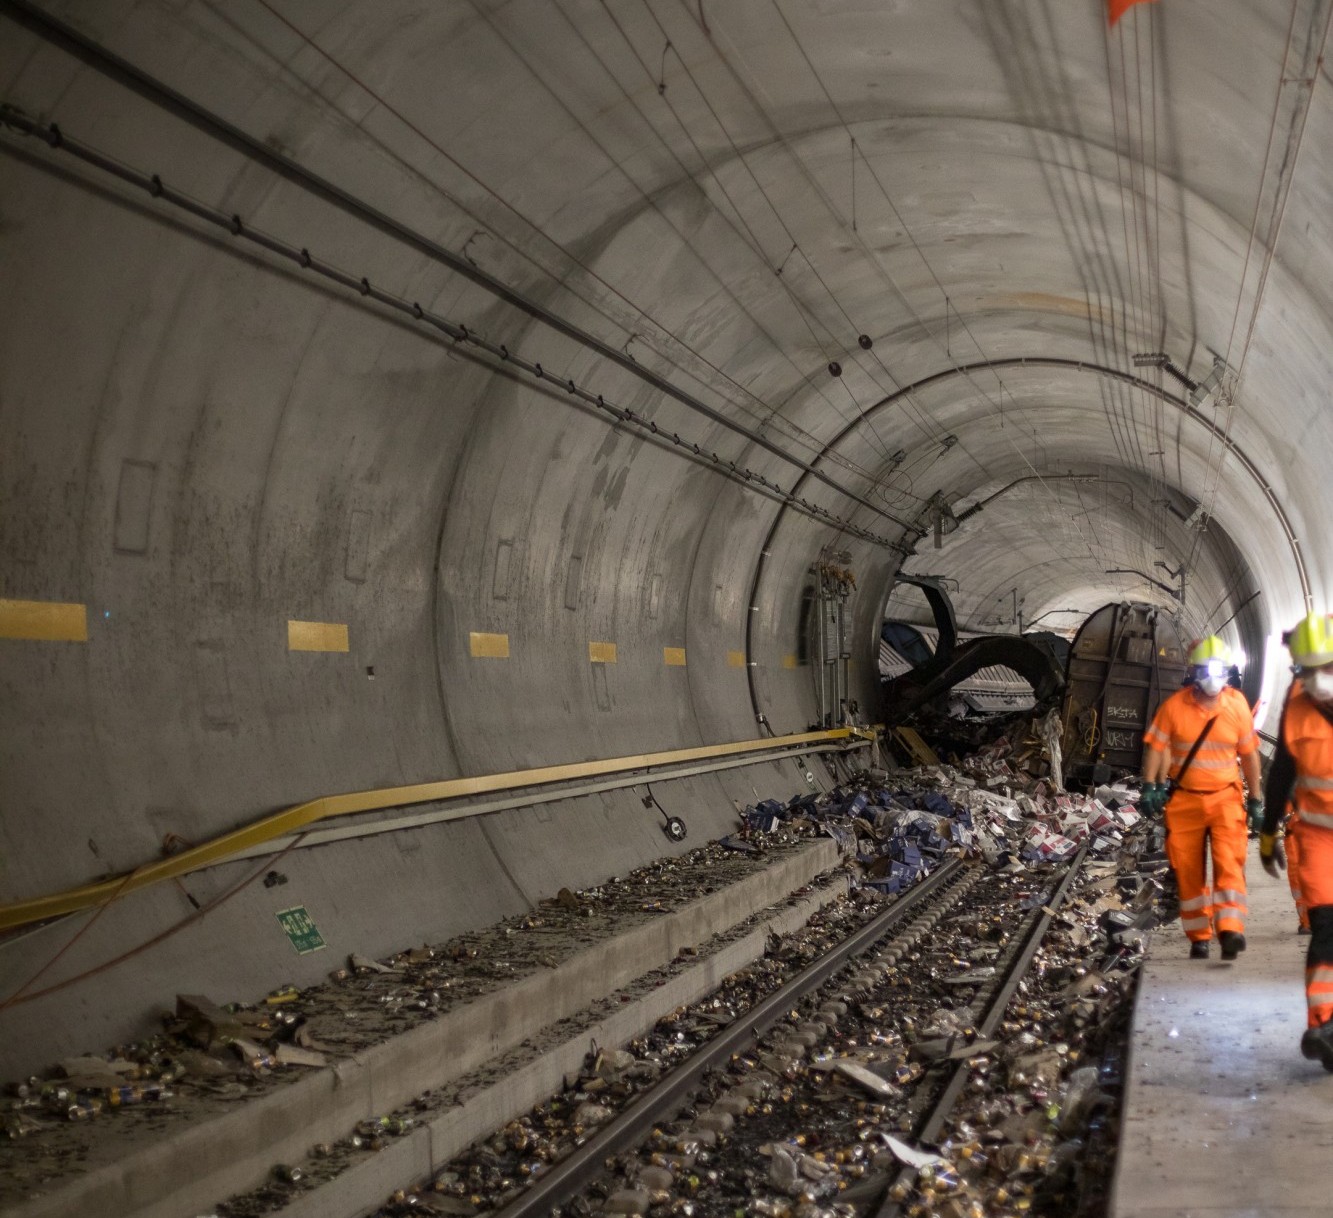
[0,727,875,933]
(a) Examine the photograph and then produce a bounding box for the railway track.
[376,839,1138,1218]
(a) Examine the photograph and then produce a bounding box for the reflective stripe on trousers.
[1308,963,1333,1026]
[1165,792,1248,942]
[1213,887,1248,933]
[1178,891,1212,935]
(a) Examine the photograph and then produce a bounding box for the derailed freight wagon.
[1060,602,1188,787]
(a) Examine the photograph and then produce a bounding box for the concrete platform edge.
[270,869,854,1218]
[11,840,843,1218]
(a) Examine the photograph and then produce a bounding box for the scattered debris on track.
[1,718,1165,1218]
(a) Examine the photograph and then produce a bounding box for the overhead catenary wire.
[0,108,912,552]
[243,0,1134,570]
[250,0,923,507]
[1191,0,1333,593]
[983,3,1143,491]
[982,0,1180,599]
[757,0,1122,584]
[1105,3,1173,565]
[577,0,955,502]
[0,1,929,541]
[653,1,996,482]
[1128,9,1172,555]
[249,0,918,518]
[570,1,920,489]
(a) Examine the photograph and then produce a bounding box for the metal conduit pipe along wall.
[0,727,875,936]
[2,0,1331,1076]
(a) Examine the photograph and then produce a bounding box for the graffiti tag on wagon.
[1104,704,1140,722]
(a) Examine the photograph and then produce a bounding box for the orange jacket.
[1284,687,1333,830]
[1143,684,1258,794]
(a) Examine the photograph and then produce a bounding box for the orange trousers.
[1164,786,1248,942]
[1286,818,1310,931]
[1292,820,1333,1027]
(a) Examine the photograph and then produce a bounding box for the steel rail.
[0,726,875,933]
[876,845,1091,1217]
[487,857,972,1218]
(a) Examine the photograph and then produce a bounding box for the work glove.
[1245,797,1265,832]
[1260,832,1287,879]
[1139,781,1167,816]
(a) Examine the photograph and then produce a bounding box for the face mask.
[1198,675,1226,696]
[1306,670,1333,702]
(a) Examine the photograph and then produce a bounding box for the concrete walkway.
[1112,839,1333,1217]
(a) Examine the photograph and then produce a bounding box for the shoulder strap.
[1173,715,1218,790]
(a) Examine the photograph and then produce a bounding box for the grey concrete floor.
[1113,839,1333,1217]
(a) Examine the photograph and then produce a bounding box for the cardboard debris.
[879,1133,947,1170]
[274,1044,328,1069]
[175,993,245,1049]
[831,1059,903,1098]
[294,1025,336,1052]
[349,953,399,974]
[59,1057,136,1081]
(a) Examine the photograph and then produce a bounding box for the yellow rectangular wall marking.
[0,599,88,642]
[727,650,746,668]
[663,646,687,667]
[287,620,349,653]
[589,641,618,664]
[469,631,510,658]
[783,654,798,670]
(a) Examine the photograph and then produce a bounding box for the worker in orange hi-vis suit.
[1259,614,1333,1069]
[1139,636,1262,961]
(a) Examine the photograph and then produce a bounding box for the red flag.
[1108,0,1156,25]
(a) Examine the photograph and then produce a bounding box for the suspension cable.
[0,107,912,552]
[0,0,914,536]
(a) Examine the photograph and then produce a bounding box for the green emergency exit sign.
[275,905,326,955]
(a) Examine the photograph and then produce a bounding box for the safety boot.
[1219,931,1246,960]
[1300,1021,1333,1073]
[1188,940,1210,960]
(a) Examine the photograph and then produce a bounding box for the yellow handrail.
[0,726,875,932]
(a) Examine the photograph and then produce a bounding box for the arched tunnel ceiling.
[3,0,1329,642]
[1,0,1332,1066]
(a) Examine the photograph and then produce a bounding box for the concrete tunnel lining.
[2,0,1333,1078]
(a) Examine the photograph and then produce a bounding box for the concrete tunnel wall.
[0,4,895,1075]
[4,0,1333,1076]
